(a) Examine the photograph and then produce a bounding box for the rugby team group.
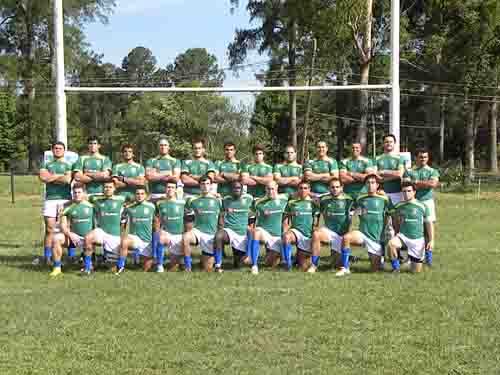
[38,134,439,277]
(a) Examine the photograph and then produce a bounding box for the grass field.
[1,177,499,374]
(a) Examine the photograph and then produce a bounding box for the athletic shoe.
[114,267,125,276]
[214,265,223,273]
[80,269,92,277]
[335,267,351,277]
[49,267,62,277]
[156,265,165,273]
[251,265,259,275]
[306,265,317,273]
[392,268,401,274]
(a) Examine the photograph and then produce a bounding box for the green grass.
[1,177,500,374]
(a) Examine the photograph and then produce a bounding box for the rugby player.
[39,141,72,264]
[73,137,112,197]
[303,141,339,199]
[338,174,391,276]
[387,181,434,273]
[249,181,288,275]
[307,178,354,273]
[51,183,94,276]
[375,134,405,204]
[282,181,319,271]
[214,181,253,272]
[274,145,303,195]
[181,139,217,198]
[182,176,222,272]
[214,142,241,197]
[403,149,440,265]
[240,144,274,199]
[82,181,126,275]
[115,187,156,274]
[111,144,146,202]
[155,182,186,272]
[340,142,376,200]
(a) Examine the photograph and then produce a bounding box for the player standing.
[274,145,303,195]
[214,142,241,197]
[181,139,217,199]
[375,134,405,204]
[340,142,376,200]
[111,144,146,202]
[303,141,339,199]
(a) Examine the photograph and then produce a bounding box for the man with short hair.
[248,181,288,275]
[51,183,94,276]
[182,176,222,272]
[83,181,126,275]
[337,174,391,276]
[214,181,253,272]
[303,141,339,199]
[39,141,73,264]
[403,149,440,265]
[282,181,319,271]
[387,181,434,273]
[240,145,274,199]
[112,144,146,202]
[115,187,156,274]
[155,182,186,272]
[73,137,112,197]
[375,134,405,205]
[181,139,217,198]
[214,142,241,197]
[307,178,354,273]
[274,145,303,195]
[340,142,376,200]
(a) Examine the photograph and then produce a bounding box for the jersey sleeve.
[145,158,155,170]
[207,160,217,174]
[62,204,73,217]
[138,165,146,177]
[273,164,282,176]
[303,160,312,172]
[339,159,347,173]
[111,164,119,176]
[329,159,339,174]
[103,157,112,172]
[240,163,249,174]
[181,160,190,174]
[423,204,431,222]
[431,168,440,180]
[173,158,181,171]
[40,161,49,171]
[72,157,83,172]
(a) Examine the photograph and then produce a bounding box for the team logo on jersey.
[143,207,149,215]
[84,208,90,215]
[131,167,136,174]
[112,202,117,209]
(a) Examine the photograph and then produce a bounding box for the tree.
[0,90,20,170]
[121,46,157,85]
[166,48,224,87]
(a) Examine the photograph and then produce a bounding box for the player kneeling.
[51,183,94,276]
[282,181,319,271]
[115,187,156,274]
[307,178,354,273]
[387,181,434,273]
[154,182,186,272]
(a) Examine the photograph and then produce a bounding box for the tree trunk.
[439,97,446,164]
[490,99,498,173]
[288,19,297,149]
[300,39,317,163]
[465,92,475,183]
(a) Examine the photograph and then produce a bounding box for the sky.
[83,0,263,107]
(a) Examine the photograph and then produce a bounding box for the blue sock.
[341,248,351,269]
[391,258,401,270]
[214,249,223,267]
[157,243,165,266]
[68,247,76,257]
[84,255,92,272]
[53,260,62,268]
[152,231,160,260]
[246,232,252,258]
[184,255,192,270]
[282,243,292,269]
[44,247,52,260]
[425,249,433,265]
[312,255,320,267]
[117,256,126,269]
[251,240,260,266]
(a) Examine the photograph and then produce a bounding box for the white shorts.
[224,228,247,252]
[149,193,166,202]
[42,199,69,218]
[322,227,343,254]
[160,230,183,256]
[290,229,311,253]
[54,232,84,248]
[93,228,121,255]
[359,232,383,257]
[397,233,425,261]
[387,192,403,205]
[421,199,436,222]
[128,234,153,257]
[191,228,215,255]
[255,227,282,253]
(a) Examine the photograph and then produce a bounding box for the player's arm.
[123,172,146,188]
[425,221,434,250]
[253,173,273,185]
[145,166,165,182]
[415,178,440,189]
[181,172,200,187]
[379,160,404,181]
[39,167,57,183]
[240,171,257,186]
[52,170,72,185]
[339,163,355,185]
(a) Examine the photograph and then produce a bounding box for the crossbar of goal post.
[53,0,400,151]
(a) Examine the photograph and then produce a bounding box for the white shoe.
[251,265,259,275]
[306,265,317,273]
[156,265,165,273]
[335,267,351,277]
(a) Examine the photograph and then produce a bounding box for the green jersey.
[181,159,217,195]
[340,157,375,197]
[403,165,440,201]
[241,162,273,198]
[216,160,241,196]
[303,157,338,194]
[319,193,354,235]
[391,199,430,239]
[274,162,303,195]
[91,195,126,237]
[145,155,181,194]
[73,154,112,195]
[375,153,405,194]
[356,193,391,242]
[222,193,253,236]
[112,162,145,201]
[40,159,72,200]
[253,194,288,237]
[61,201,94,237]
[186,194,222,235]
[285,197,319,238]
[123,200,156,243]
[156,198,186,235]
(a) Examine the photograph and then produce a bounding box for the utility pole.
[54,0,67,145]
[301,38,317,163]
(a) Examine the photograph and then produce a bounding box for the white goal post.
[53,0,400,150]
